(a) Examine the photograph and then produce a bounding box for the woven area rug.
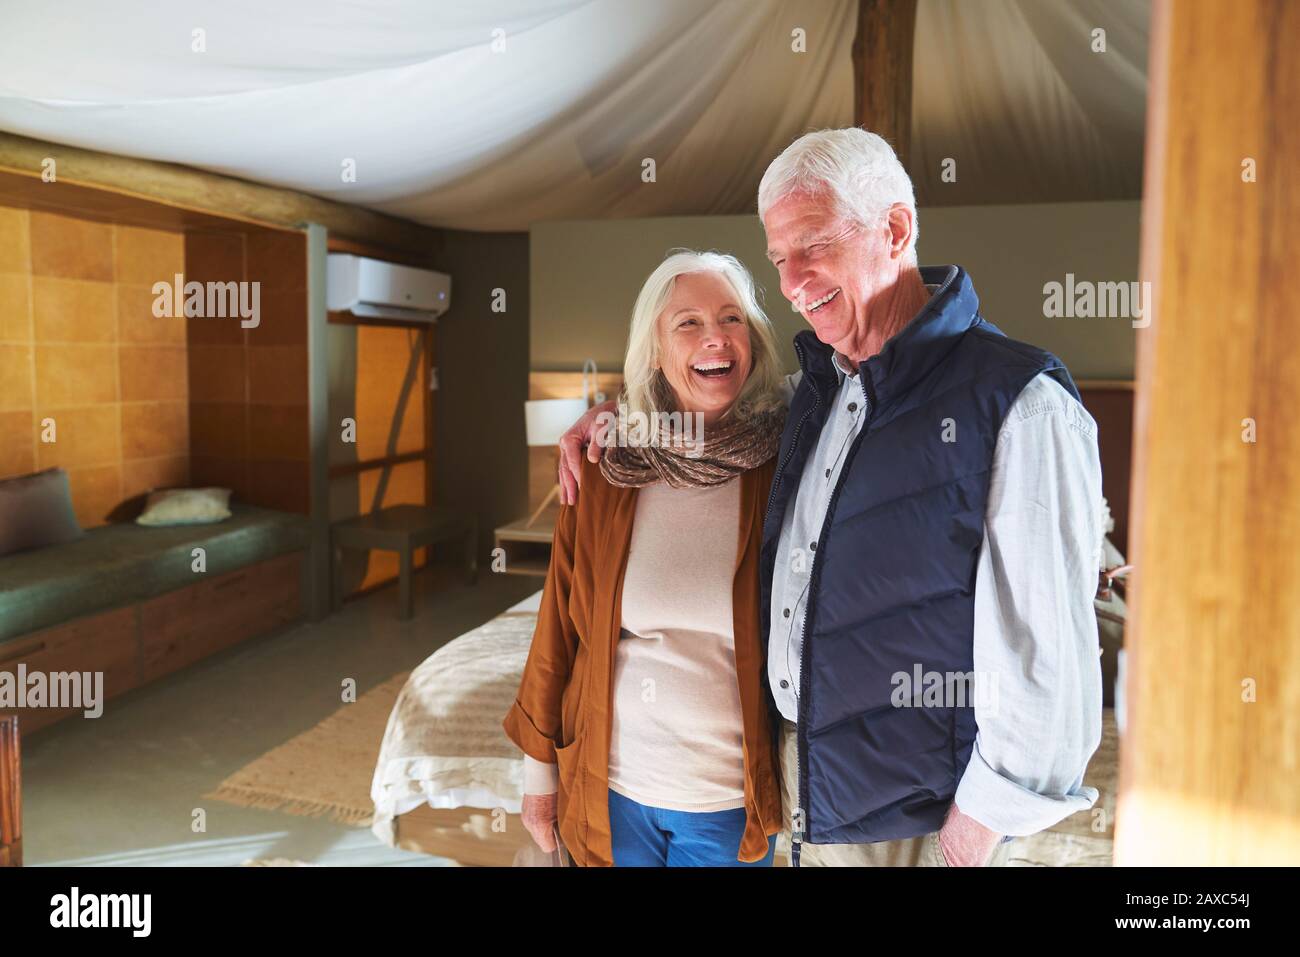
[203,672,409,827]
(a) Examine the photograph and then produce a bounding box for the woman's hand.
[521,792,559,852]
[558,399,618,505]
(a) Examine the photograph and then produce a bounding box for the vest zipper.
[769,338,825,868]
[794,364,876,868]
[763,337,821,533]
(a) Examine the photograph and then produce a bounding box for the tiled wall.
[0,206,189,526]
[186,229,309,513]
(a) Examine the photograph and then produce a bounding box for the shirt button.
[780,680,790,689]
[824,468,831,478]
[783,608,790,618]
[848,402,857,413]
[810,540,817,551]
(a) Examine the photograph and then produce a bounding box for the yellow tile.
[248,346,307,405]
[188,345,246,403]
[0,343,33,411]
[248,459,309,513]
[34,343,117,406]
[0,272,32,341]
[121,455,189,500]
[121,400,189,460]
[117,283,186,344]
[115,225,184,284]
[0,206,30,273]
[31,276,116,342]
[35,404,120,470]
[0,410,35,478]
[30,211,114,281]
[245,228,305,292]
[66,464,121,528]
[249,403,308,461]
[120,345,187,401]
[188,402,246,460]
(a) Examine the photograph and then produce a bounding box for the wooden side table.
[332,506,477,620]
[493,507,558,577]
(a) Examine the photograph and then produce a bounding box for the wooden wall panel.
[1117,0,1300,865]
[1078,383,1134,553]
[186,226,310,514]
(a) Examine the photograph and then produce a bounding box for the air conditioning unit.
[326,254,451,322]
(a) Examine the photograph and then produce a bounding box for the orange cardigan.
[502,455,783,866]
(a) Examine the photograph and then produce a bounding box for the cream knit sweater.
[523,477,748,812]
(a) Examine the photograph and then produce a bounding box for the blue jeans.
[607,788,777,867]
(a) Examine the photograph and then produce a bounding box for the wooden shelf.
[494,508,559,577]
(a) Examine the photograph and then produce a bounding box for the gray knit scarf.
[599,379,786,489]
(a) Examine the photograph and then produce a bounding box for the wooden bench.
[0,506,311,739]
[331,506,477,620]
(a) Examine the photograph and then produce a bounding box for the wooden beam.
[851,0,918,170]
[0,132,441,253]
[1117,0,1300,865]
[328,450,427,478]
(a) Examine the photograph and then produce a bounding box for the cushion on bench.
[0,505,310,644]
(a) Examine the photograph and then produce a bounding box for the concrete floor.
[22,564,540,867]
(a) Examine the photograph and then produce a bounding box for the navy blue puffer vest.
[759,265,1079,849]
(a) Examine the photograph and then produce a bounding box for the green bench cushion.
[0,505,310,645]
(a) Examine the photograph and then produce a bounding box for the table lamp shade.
[525,398,589,447]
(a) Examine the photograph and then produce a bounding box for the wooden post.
[851,0,918,171]
[1117,0,1300,865]
[0,716,20,867]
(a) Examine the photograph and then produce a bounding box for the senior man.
[558,127,1104,867]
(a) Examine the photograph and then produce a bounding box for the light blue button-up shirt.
[768,339,1105,837]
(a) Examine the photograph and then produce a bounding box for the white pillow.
[136,487,233,527]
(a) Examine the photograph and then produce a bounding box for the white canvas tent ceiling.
[0,0,1148,232]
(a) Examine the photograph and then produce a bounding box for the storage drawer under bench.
[0,551,304,736]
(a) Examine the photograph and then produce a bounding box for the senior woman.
[502,249,788,867]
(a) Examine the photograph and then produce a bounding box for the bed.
[369,590,541,866]
[370,582,1123,868]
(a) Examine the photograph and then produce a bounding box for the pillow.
[0,468,85,557]
[136,487,233,527]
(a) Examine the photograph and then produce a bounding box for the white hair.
[622,249,785,421]
[757,127,919,257]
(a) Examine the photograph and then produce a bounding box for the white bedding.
[369,592,541,844]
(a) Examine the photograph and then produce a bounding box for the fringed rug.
[203,672,410,827]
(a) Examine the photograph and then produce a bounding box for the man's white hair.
[757,127,919,257]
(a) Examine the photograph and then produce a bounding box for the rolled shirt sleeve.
[954,372,1106,836]
[523,754,560,795]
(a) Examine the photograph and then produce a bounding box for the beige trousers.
[778,719,1014,867]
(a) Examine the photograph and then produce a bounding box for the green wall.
[530,201,1141,381]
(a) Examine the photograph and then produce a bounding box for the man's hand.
[521,792,559,852]
[558,399,617,505]
[937,802,1003,866]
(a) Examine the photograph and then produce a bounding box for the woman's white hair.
[757,127,919,257]
[622,249,785,422]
